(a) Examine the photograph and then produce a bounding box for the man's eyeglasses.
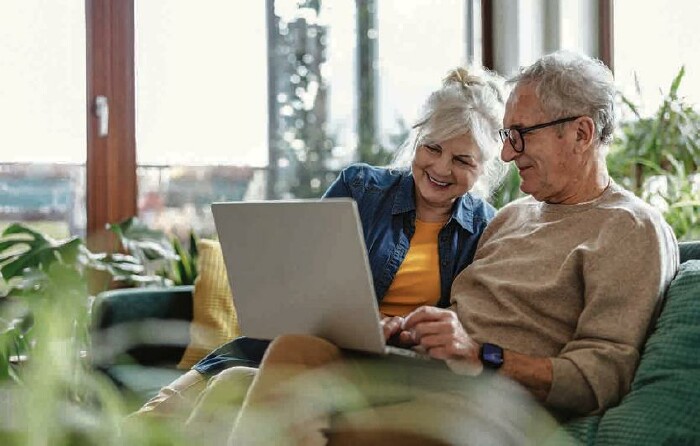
[498,116,581,153]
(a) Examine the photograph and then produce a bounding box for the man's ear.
[574,117,596,153]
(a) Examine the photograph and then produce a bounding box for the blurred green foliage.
[0,216,198,381]
[608,67,700,241]
[489,163,523,210]
[108,217,198,287]
[0,219,199,444]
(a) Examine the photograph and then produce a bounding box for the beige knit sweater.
[451,183,679,415]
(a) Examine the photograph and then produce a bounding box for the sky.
[0,0,698,166]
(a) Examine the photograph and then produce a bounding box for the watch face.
[481,343,504,369]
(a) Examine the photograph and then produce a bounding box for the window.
[135,1,268,238]
[490,0,603,76]
[0,1,87,238]
[377,0,467,145]
[2,1,483,243]
[614,0,700,114]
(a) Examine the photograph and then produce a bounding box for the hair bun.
[444,67,485,88]
[444,66,505,105]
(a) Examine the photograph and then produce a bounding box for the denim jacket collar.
[391,171,475,233]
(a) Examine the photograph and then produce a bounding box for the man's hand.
[402,308,553,399]
[402,306,482,374]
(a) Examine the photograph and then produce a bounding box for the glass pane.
[136,0,473,239]
[136,2,268,167]
[558,0,598,56]
[135,1,268,238]
[377,0,466,145]
[0,1,87,238]
[267,0,356,199]
[320,0,356,172]
[615,0,700,113]
[136,0,358,235]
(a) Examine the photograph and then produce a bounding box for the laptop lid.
[211,199,387,354]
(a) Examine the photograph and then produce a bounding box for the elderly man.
[396,50,679,418]
[210,51,679,445]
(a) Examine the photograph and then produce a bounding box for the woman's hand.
[381,316,403,340]
[402,306,483,375]
[380,316,415,348]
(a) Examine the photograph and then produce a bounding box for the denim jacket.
[323,163,496,308]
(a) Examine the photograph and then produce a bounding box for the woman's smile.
[426,173,451,188]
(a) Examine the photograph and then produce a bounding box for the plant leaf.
[669,66,685,99]
[619,93,641,119]
[2,223,52,244]
[0,236,83,281]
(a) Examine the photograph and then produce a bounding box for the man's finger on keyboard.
[402,307,454,331]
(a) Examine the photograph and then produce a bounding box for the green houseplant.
[108,217,198,286]
[0,221,199,445]
[0,218,199,381]
[608,67,700,241]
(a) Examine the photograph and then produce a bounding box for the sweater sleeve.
[546,213,678,415]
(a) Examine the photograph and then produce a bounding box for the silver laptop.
[211,199,428,359]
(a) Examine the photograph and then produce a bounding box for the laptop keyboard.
[385,345,433,361]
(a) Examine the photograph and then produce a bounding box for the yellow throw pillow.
[177,239,240,369]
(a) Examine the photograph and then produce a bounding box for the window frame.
[86,0,136,250]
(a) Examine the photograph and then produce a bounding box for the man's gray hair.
[392,66,508,198]
[509,50,616,145]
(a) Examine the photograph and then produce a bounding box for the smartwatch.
[480,343,504,370]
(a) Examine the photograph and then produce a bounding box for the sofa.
[91,241,700,443]
[91,285,194,408]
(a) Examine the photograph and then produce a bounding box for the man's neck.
[547,161,611,205]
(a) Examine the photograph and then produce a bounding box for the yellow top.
[379,219,443,317]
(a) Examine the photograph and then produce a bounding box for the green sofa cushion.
[94,286,194,327]
[561,415,600,446]
[92,286,194,367]
[679,241,700,264]
[594,260,700,445]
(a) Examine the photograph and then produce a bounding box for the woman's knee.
[131,369,207,417]
[205,366,258,400]
[264,334,343,367]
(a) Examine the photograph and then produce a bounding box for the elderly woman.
[132,66,507,439]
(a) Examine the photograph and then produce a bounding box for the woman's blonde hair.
[392,66,507,198]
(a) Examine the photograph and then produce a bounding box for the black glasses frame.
[499,116,581,153]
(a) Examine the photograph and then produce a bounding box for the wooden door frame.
[85,0,136,250]
[481,0,494,70]
[598,0,614,72]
